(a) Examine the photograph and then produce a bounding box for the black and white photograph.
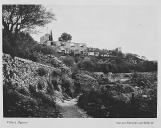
[1,0,161,127]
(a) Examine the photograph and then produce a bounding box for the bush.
[3,31,37,58]
[50,69,61,78]
[32,44,56,55]
[35,91,55,106]
[78,91,109,118]
[74,73,99,92]
[61,75,74,97]
[78,60,95,71]
[77,76,157,118]
[62,56,75,67]
[133,61,157,72]
[3,87,39,117]
[27,51,39,62]
[17,87,30,96]
[49,59,60,67]
[130,92,157,118]
[131,72,152,87]
[36,68,48,76]
[37,80,46,90]
[29,84,37,94]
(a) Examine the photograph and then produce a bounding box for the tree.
[2,5,55,34]
[49,30,53,41]
[58,32,72,42]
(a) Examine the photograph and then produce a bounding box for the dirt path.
[56,98,90,118]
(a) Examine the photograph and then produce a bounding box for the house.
[94,52,100,56]
[87,47,101,56]
[88,51,95,56]
[40,34,51,43]
[115,47,122,52]
[40,30,53,44]
[70,43,87,55]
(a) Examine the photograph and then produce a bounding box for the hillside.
[3,53,74,117]
[3,53,157,118]
[2,30,157,118]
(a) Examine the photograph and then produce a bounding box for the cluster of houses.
[40,33,87,55]
[87,47,122,57]
[39,32,122,57]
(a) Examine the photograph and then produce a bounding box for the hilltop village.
[39,31,146,65]
[39,31,88,55]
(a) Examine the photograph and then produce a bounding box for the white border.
[0,0,161,128]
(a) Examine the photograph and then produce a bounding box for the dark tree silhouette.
[2,5,55,34]
[49,30,53,41]
[58,32,72,42]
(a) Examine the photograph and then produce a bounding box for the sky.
[31,4,158,60]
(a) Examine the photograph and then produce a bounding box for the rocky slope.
[3,53,74,117]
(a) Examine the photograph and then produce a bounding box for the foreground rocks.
[3,54,74,117]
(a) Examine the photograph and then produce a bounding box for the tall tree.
[58,32,72,42]
[49,30,53,41]
[2,5,55,34]
[2,5,55,57]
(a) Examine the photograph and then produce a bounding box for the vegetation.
[3,30,58,63]
[61,56,75,67]
[78,72,157,118]
[36,68,48,76]
[2,5,55,34]
[2,4,55,59]
[77,56,157,73]
[58,32,72,42]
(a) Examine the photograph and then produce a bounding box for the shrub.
[35,91,55,106]
[78,91,110,118]
[29,84,37,94]
[3,31,37,58]
[130,92,157,118]
[17,87,30,96]
[71,65,79,79]
[27,51,39,62]
[60,66,72,76]
[36,67,48,76]
[37,80,45,90]
[62,56,75,67]
[78,76,157,118]
[133,61,157,72]
[74,73,99,92]
[3,87,39,117]
[50,59,60,67]
[61,75,74,97]
[78,60,95,71]
[32,44,56,55]
[50,69,61,78]
[131,72,152,87]
[49,69,61,91]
